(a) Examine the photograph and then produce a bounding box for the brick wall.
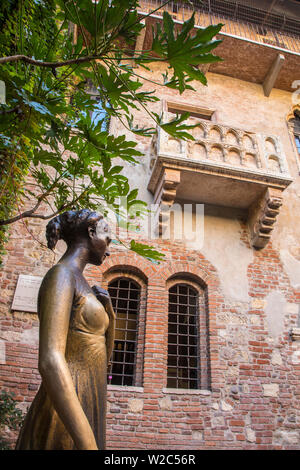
[1,57,300,450]
[1,218,300,450]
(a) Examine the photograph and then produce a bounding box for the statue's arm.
[38,265,98,450]
[105,301,116,366]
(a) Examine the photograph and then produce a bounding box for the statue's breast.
[70,292,109,335]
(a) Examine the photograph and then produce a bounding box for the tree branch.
[0,184,92,226]
[0,198,44,226]
[0,106,20,115]
[0,54,104,68]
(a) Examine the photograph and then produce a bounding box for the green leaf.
[196,24,224,43]
[0,0,221,267]
[26,101,52,115]
[152,12,223,93]
[153,112,197,141]
[130,240,165,264]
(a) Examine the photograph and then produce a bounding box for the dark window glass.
[90,96,110,131]
[295,135,300,154]
[86,81,110,131]
[167,284,199,389]
[108,278,140,386]
[291,113,300,155]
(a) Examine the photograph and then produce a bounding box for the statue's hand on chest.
[92,285,112,310]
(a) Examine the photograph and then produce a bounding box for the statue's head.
[46,209,111,266]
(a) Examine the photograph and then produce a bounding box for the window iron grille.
[108,278,141,386]
[295,135,300,154]
[86,80,110,131]
[293,113,300,134]
[167,284,199,389]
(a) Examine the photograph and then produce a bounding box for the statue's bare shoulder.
[38,264,76,316]
[41,263,75,289]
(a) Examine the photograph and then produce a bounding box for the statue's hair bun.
[46,209,103,250]
[46,216,61,250]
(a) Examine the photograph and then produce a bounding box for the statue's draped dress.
[15,288,109,450]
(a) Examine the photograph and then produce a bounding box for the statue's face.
[88,218,111,265]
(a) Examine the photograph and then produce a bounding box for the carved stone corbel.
[248,187,283,249]
[153,168,181,236]
[290,327,300,341]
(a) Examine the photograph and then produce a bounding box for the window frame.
[166,278,211,391]
[167,282,200,390]
[104,271,147,388]
[295,134,300,154]
[108,277,141,387]
[163,99,216,122]
[287,109,300,174]
[86,81,111,132]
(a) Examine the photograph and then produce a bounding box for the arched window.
[294,117,300,155]
[289,111,300,156]
[108,278,141,386]
[167,283,200,389]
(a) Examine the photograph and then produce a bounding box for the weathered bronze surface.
[15,210,115,450]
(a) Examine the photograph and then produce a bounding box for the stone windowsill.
[107,385,144,393]
[162,387,211,396]
[107,385,212,395]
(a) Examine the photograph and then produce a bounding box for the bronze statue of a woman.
[15,209,116,450]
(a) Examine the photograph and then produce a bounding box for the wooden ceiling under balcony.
[207,33,300,92]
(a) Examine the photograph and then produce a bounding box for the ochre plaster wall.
[0,64,300,449]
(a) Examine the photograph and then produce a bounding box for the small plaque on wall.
[11,274,43,313]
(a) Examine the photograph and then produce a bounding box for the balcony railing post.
[234,1,238,20]
[208,0,212,25]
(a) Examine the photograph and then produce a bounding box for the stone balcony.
[148,116,293,248]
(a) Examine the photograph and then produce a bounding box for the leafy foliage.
[152,12,223,93]
[130,240,165,263]
[0,0,222,263]
[0,390,25,450]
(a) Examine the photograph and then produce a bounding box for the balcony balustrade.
[148,114,293,248]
